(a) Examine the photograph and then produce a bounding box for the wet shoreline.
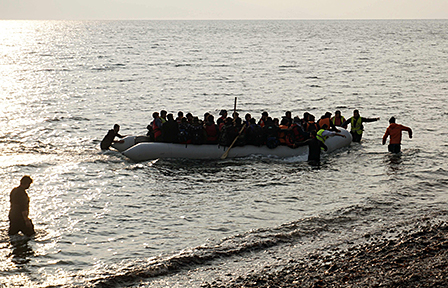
[203,220,448,288]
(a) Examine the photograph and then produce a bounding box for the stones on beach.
[204,221,448,287]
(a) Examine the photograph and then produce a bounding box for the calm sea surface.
[1,20,447,287]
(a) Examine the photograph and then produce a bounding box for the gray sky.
[1,0,447,20]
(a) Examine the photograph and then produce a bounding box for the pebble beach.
[204,217,448,288]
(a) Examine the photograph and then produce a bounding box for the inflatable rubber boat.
[112,128,352,162]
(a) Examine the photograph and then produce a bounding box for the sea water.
[0,20,447,287]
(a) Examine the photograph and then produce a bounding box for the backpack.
[177,124,190,144]
[266,136,279,149]
[189,125,204,144]
[247,124,264,146]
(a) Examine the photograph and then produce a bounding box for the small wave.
[210,64,230,67]
[91,64,126,71]
[44,116,90,122]
[87,204,383,287]
[37,68,71,72]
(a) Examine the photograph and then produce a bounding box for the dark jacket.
[100,129,123,150]
[161,120,179,143]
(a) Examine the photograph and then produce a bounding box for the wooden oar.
[221,124,246,159]
[233,97,237,119]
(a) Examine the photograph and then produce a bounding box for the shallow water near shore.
[1,20,448,287]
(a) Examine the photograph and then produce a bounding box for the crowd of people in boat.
[144,109,362,149]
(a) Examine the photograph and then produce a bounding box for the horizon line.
[1,18,447,21]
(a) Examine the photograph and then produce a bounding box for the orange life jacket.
[306,121,318,132]
[318,118,331,130]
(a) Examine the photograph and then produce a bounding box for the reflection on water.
[386,153,403,172]
[9,236,34,266]
[0,233,34,286]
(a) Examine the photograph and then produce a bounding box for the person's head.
[285,111,292,118]
[249,118,256,124]
[186,113,193,120]
[113,124,120,132]
[160,110,167,118]
[219,110,227,117]
[152,112,159,119]
[167,113,174,121]
[273,118,279,126]
[324,112,332,118]
[204,112,210,121]
[293,116,301,124]
[389,117,396,124]
[20,175,33,189]
[193,116,199,124]
[178,111,184,118]
[353,109,360,118]
[233,112,239,119]
[309,115,315,121]
[280,118,289,126]
[321,124,328,130]
[245,113,252,121]
[335,110,341,117]
[261,111,268,119]
[208,115,215,123]
[303,112,310,121]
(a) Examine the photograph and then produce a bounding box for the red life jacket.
[331,116,346,127]
[205,123,219,142]
[152,120,162,140]
[290,124,307,142]
[218,122,225,132]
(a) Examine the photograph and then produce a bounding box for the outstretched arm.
[362,117,380,123]
[406,127,413,138]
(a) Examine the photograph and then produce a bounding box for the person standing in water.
[343,109,380,142]
[331,110,347,128]
[100,124,125,150]
[9,176,35,237]
[295,130,328,166]
[382,117,412,153]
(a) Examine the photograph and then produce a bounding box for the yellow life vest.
[316,129,327,143]
[350,117,363,135]
[316,129,327,150]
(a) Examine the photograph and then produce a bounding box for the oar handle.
[233,97,237,118]
[221,124,246,159]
